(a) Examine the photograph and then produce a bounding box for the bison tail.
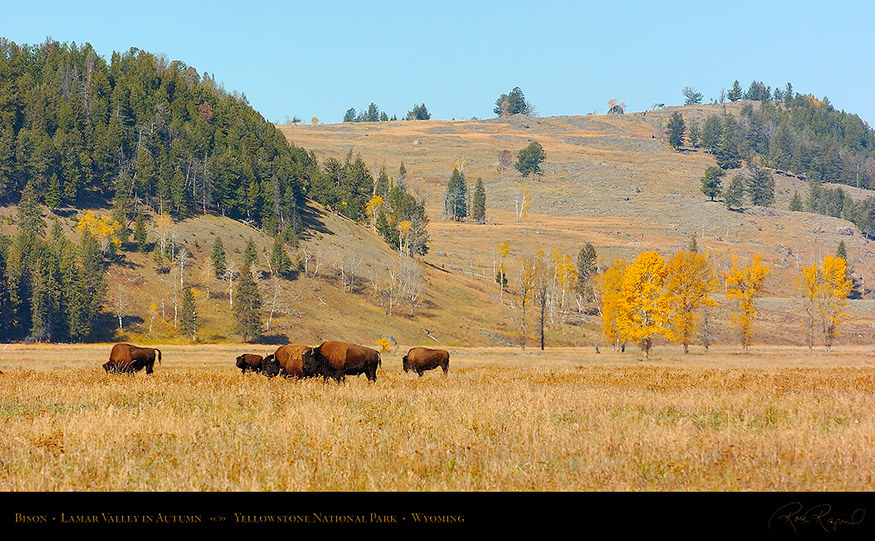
[378,353,382,367]
[156,349,162,364]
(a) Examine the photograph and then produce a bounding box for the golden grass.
[2,344,874,491]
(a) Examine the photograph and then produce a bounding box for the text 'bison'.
[307,340,381,383]
[104,343,162,375]
[402,347,449,377]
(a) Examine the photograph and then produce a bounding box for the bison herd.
[107,340,449,383]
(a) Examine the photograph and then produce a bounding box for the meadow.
[2,343,874,492]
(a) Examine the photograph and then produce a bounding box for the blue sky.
[5,0,874,126]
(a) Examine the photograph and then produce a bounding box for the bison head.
[402,354,410,373]
[235,355,249,371]
[261,355,281,378]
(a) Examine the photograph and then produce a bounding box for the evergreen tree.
[494,87,531,116]
[211,237,226,279]
[179,287,198,341]
[134,213,149,252]
[746,165,775,207]
[836,240,847,261]
[270,235,292,278]
[701,115,723,152]
[406,103,431,120]
[243,237,259,267]
[233,265,262,342]
[789,191,803,211]
[715,117,742,169]
[471,178,486,223]
[515,141,546,178]
[682,87,703,105]
[724,174,745,210]
[666,113,685,149]
[17,182,46,238]
[700,166,725,201]
[728,80,743,102]
[443,167,468,221]
[374,167,390,199]
[575,243,598,305]
[688,235,699,253]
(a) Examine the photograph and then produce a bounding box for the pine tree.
[789,191,803,211]
[179,287,198,341]
[211,237,226,279]
[270,235,292,278]
[515,141,546,178]
[728,80,743,102]
[243,237,259,267]
[724,174,745,210]
[746,165,775,207]
[17,182,46,238]
[575,243,598,306]
[700,166,725,201]
[471,178,486,223]
[134,214,149,252]
[666,113,685,149]
[234,265,262,342]
[443,167,468,220]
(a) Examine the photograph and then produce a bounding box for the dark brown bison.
[271,344,317,378]
[104,343,162,375]
[235,353,280,377]
[402,347,450,377]
[306,340,381,383]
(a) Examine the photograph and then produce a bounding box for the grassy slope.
[2,103,873,350]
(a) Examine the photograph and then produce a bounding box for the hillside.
[276,103,875,348]
[3,104,874,351]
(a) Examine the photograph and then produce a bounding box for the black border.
[2,491,873,535]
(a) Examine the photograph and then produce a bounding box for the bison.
[402,347,450,377]
[306,340,381,383]
[236,353,280,377]
[104,343,162,375]
[271,344,317,379]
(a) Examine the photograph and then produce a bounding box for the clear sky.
[5,0,874,126]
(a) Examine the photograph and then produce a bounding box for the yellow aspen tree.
[666,250,718,353]
[799,261,820,351]
[76,210,122,254]
[597,259,627,351]
[496,240,510,301]
[615,250,674,359]
[365,194,385,230]
[725,255,769,352]
[817,255,853,353]
[516,249,540,348]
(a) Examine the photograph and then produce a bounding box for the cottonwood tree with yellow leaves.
[615,251,674,359]
[598,258,628,352]
[725,255,769,352]
[666,250,718,353]
[801,255,853,353]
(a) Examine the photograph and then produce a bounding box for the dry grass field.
[2,344,875,492]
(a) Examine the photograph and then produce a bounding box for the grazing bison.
[236,353,265,374]
[272,344,317,379]
[104,343,162,375]
[402,347,450,377]
[307,340,381,383]
[236,353,280,377]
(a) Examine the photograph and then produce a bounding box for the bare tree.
[401,256,425,316]
[224,262,239,309]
